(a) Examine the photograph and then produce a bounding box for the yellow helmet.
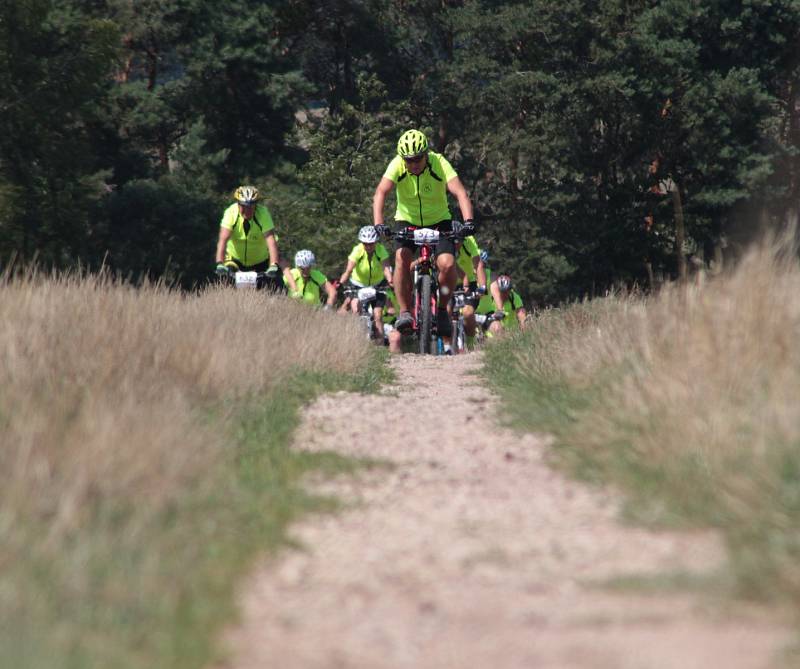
[397,129,428,158]
[234,185,260,205]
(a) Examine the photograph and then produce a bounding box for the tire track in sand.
[217,354,788,669]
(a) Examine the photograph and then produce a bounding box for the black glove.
[493,309,506,321]
[462,219,476,235]
[215,263,230,276]
[265,263,279,278]
[374,223,391,239]
[468,281,479,294]
[450,220,466,237]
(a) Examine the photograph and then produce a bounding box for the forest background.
[2,0,800,304]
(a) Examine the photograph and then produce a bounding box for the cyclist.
[285,249,337,309]
[455,235,487,350]
[477,273,527,335]
[338,226,393,337]
[372,129,475,349]
[214,185,295,290]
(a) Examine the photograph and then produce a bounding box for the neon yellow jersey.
[285,267,328,305]
[477,288,523,329]
[348,242,389,286]
[382,151,457,227]
[220,203,275,266]
[456,235,480,281]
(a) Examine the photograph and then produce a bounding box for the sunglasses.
[403,153,426,164]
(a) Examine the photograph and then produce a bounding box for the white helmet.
[358,225,379,243]
[496,274,512,292]
[295,249,316,268]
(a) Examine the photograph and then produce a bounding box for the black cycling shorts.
[395,220,456,256]
[227,258,269,271]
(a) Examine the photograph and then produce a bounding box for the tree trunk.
[671,183,687,282]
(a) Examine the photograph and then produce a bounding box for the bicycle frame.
[394,225,469,355]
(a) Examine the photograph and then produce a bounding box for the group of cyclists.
[214,129,526,354]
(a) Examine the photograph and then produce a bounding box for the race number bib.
[235,271,258,289]
[357,286,377,302]
[413,228,440,245]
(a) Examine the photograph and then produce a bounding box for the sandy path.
[217,354,788,669]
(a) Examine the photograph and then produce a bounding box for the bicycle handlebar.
[393,225,474,245]
[341,283,389,300]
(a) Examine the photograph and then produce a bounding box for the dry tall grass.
[492,242,800,602]
[0,271,371,667]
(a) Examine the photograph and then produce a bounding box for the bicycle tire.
[418,274,433,355]
[455,317,465,354]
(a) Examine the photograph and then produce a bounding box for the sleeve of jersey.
[463,236,479,257]
[256,205,275,232]
[382,156,404,183]
[513,292,524,309]
[376,244,389,261]
[347,245,361,262]
[220,205,236,230]
[439,155,458,182]
[312,269,328,285]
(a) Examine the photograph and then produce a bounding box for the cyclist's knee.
[396,247,412,264]
[489,321,504,335]
[436,253,455,271]
[462,305,475,317]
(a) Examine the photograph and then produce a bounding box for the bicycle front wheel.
[418,274,433,355]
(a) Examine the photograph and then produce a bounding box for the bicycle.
[219,267,286,293]
[450,286,482,354]
[342,283,389,341]
[393,226,468,355]
[474,310,506,345]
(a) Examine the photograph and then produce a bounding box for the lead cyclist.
[372,129,475,354]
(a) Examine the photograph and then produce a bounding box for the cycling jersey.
[477,288,523,330]
[382,151,457,227]
[456,235,480,282]
[220,203,275,266]
[348,242,390,286]
[285,267,328,305]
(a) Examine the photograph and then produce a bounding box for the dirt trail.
[218,354,788,669]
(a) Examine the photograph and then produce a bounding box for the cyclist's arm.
[476,259,487,290]
[382,258,393,285]
[323,281,337,307]
[282,267,297,293]
[373,177,395,226]
[339,259,356,285]
[264,231,278,266]
[215,227,232,264]
[446,176,474,221]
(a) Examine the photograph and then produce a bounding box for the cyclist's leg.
[372,306,384,338]
[387,328,402,354]
[393,245,414,314]
[433,220,457,342]
[435,252,455,340]
[462,304,477,335]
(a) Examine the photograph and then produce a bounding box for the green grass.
[1,358,393,669]
[482,265,800,610]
